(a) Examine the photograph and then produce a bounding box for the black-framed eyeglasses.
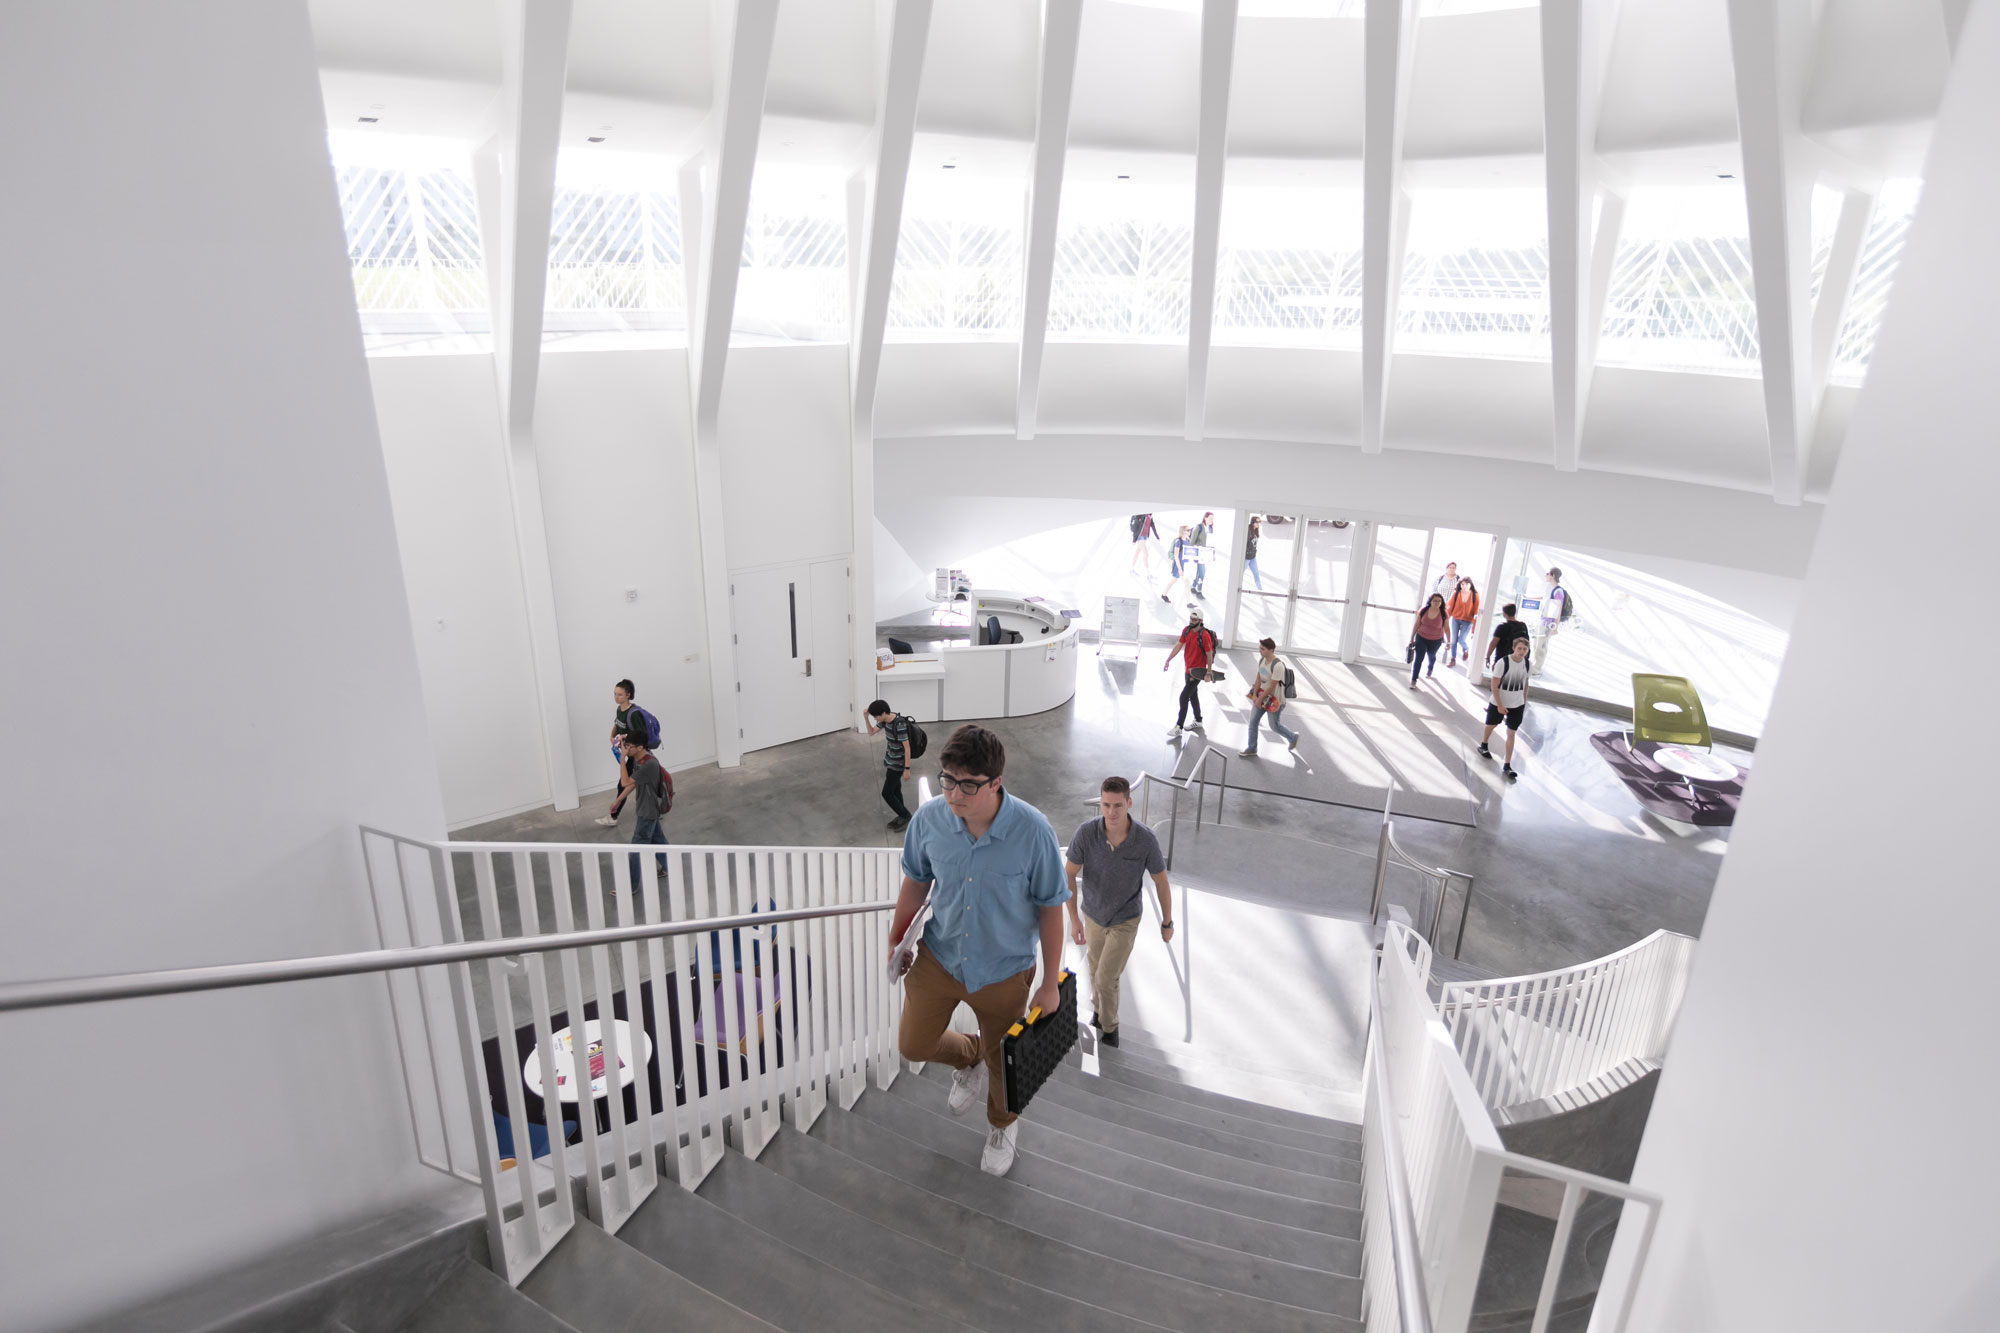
[936,772,996,795]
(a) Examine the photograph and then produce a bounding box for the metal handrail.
[1134,744,1229,870]
[1368,785,1476,956]
[0,900,896,1014]
[1365,1010,1436,1333]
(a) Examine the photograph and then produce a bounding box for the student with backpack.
[1240,637,1302,757]
[1532,567,1574,677]
[1163,610,1218,736]
[620,731,673,882]
[865,699,927,832]
[597,679,662,827]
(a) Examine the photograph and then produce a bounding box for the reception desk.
[873,594,1079,724]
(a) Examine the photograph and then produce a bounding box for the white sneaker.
[947,1063,987,1116]
[593,814,618,827]
[1288,735,1301,752]
[980,1122,1019,1176]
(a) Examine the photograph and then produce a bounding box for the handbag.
[1405,639,1416,664]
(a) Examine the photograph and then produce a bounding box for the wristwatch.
[1161,920,1174,929]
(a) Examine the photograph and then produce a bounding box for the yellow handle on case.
[1020,969,1074,1028]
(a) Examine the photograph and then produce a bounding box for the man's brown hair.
[938,723,1005,780]
[1100,776,1131,798]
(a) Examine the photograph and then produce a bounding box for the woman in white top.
[1478,635,1532,782]
[1238,638,1302,757]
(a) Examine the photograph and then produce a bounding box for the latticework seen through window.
[733,165,849,344]
[1598,184,1760,375]
[1829,179,1921,386]
[330,133,489,354]
[544,150,684,347]
[1396,188,1550,358]
[885,173,1023,341]
[1047,181,1194,342]
[1214,186,1363,347]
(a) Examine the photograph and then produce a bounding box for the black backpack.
[1556,585,1576,621]
[906,720,929,760]
[1283,666,1298,700]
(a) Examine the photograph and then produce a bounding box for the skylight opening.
[1214,186,1364,349]
[733,164,849,346]
[885,173,1024,343]
[544,148,685,350]
[1395,188,1550,360]
[328,132,490,357]
[1807,182,1843,309]
[1829,179,1922,387]
[1598,183,1760,376]
[1047,180,1194,344]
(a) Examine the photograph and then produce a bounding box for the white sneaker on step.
[947,1063,987,1116]
[593,814,618,827]
[980,1122,1019,1176]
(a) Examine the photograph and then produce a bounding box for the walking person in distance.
[1409,593,1449,687]
[595,679,640,827]
[864,699,917,832]
[1164,610,1218,737]
[1445,577,1481,669]
[1243,516,1264,590]
[1064,777,1172,1050]
[1479,634,1533,783]
[1239,638,1302,757]
[619,731,673,883]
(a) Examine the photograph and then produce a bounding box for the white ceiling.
[307,0,1953,503]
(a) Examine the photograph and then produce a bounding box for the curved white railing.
[1433,929,1697,1117]
[1364,923,1665,1333]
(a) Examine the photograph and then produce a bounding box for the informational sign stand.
[1099,595,1143,658]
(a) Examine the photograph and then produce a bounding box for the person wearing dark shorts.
[1479,635,1532,782]
[864,699,915,831]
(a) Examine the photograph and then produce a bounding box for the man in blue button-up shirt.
[890,724,1069,1176]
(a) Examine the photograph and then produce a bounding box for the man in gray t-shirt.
[1063,777,1173,1047]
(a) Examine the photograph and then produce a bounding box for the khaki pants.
[897,945,1034,1128]
[1083,916,1140,1034]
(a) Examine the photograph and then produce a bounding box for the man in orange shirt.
[1163,610,1218,737]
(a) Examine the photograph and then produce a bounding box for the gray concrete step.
[619,1174,964,1333]
[1089,1046,1364,1138]
[851,1081,1353,1271]
[1107,1024,1357,1095]
[518,1216,777,1332]
[716,1127,1167,1333]
[1050,1060,1363,1152]
[395,1260,579,1333]
[806,1100,1358,1332]
[836,1088,1359,1315]
[890,1059,1360,1210]
[919,1063,1363,1182]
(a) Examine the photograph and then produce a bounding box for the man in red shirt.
[1163,610,1218,736]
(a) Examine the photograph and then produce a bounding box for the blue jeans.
[629,817,668,885]
[1448,619,1474,660]
[1244,557,1263,590]
[1246,705,1299,752]
[1411,636,1441,682]
[1191,558,1206,595]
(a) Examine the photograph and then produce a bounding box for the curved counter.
[874,593,1079,723]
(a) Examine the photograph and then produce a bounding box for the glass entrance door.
[1236,513,1297,645]
[1358,523,1496,662]
[1289,518,1352,655]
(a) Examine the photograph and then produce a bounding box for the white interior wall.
[535,348,718,787]
[718,344,856,571]
[1617,12,2000,1328]
[0,6,451,1327]
[369,354,552,825]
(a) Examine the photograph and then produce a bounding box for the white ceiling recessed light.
[588,136,606,144]
[1716,173,1734,179]
[357,116,379,124]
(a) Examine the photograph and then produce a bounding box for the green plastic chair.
[1631,674,1712,749]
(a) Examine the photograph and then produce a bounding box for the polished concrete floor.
[460,650,1740,982]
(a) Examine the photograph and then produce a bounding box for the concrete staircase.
[393,1031,1365,1332]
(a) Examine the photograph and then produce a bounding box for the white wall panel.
[0,5,449,1324]
[718,344,855,570]
[1582,364,1774,493]
[536,348,717,784]
[876,341,1018,438]
[1037,342,1184,436]
[369,354,552,825]
[1205,346,1357,446]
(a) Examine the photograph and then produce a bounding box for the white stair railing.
[363,830,907,1286]
[1435,929,1697,1115]
[1363,923,1665,1333]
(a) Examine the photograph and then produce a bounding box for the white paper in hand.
[889,904,931,983]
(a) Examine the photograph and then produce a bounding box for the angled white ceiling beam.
[474,0,579,810]
[1941,0,1972,56]
[1015,0,1086,441]
[1543,0,1624,472]
[1808,185,1874,402]
[689,0,780,436]
[1360,0,1419,454]
[1184,0,1240,443]
[685,0,780,769]
[1727,0,1820,505]
[850,0,933,431]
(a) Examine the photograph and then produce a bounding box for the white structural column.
[1542,0,1624,472]
[1807,186,1873,399]
[1184,0,1240,441]
[1359,0,1419,454]
[850,0,934,724]
[1015,0,1086,440]
[1726,0,1820,505]
[1941,0,1972,55]
[479,0,580,810]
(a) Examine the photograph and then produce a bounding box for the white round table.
[1653,745,1738,784]
[523,1018,653,1103]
